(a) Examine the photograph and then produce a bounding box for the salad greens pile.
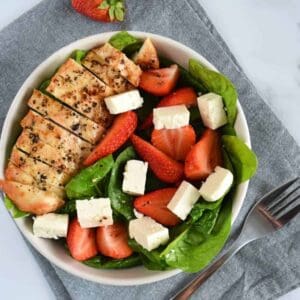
[4,31,258,273]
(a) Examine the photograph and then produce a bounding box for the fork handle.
[170,242,246,300]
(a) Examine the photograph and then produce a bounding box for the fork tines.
[257,177,300,228]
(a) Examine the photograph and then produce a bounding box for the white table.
[0,1,299,299]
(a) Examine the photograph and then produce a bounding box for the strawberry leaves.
[98,0,125,21]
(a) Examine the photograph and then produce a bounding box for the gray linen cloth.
[0,0,299,299]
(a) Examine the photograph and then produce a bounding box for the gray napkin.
[0,0,299,299]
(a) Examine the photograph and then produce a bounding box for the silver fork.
[170,177,300,300]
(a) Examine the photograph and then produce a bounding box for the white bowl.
[0,31,250,286]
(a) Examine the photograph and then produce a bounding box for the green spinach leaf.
[161,198,232,272]
[4,196,30,218]
[189,59,238,125]
[65,155,114,200]
[109,31,143,56]
[108,147,136,220]
[220,123,236,136]
[128,239,171,271]
[83,254,141,269]
[222,135,258,183]
[71,49,87,64]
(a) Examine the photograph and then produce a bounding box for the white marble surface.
[0,1,299,299]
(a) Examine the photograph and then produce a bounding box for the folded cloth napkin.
[0,0,299,299]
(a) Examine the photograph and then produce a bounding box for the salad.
[0,31,257,272]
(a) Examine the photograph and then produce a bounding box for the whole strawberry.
[71,0,125,22]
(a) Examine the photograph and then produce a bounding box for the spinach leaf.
[39,79,51,93]
[189,59,238,125]
[71,49,87,64]
[222,149,235,176]
[83,254,142,269]
[220,124,236,136]
[161,197,232,272]
[65,155,114,200]
[128,239,171,271]
[193,206,221,235]
[4,196,30,218]
[109,31,143,56]
[57,199,76,216]
[222,135,258,183]
[136,91,160,123]
[159,56,207,92]
[108,147,136,220]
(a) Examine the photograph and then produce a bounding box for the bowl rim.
[0,31,250,286]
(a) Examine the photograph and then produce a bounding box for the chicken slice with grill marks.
[5,161,65,198]
[92,43,142,87]
[46,58,113,126]
[10,147,70,188]
[0,180,64,215]
[16,129,78,176]
[82,51,134,93]
[21,110,93,163]
[28,90,104,144]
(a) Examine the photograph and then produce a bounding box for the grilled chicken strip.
[5,161,65,198]
[28,90,104,144]
[0,180,64,215]
[92,43,142,87]
[10,147,70,188]
[16,130,78,175]
[82,51,134,93]
[21,110,93,162]
[46,58,113,125]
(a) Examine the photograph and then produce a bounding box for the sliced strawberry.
[96,223,133,259]
[151,125,196,161]
[185,129,223,180]
[140,87,197,130]
[131,134,184,183]
[139,65,180,96]
[84,111,137,166]
[66,218,98,261]
[134,188,181,226]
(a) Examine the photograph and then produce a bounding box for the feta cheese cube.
[133,208,144,219]
[199,166,233,202]
[167,181,200,220]
[104,90,143,114]
[33,213,69,239]
[153,105,190,129]
[197,93,227,130]
[129,217,169,251]
[76,198,113,228]
[122,160,148,196]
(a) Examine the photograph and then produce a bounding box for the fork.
[170,177,300,300]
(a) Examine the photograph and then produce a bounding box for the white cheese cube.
[197,93,227,130]
[199,167,233,202]
[167,181,200,220]
[122,160,148,196]
[76,198,113,228]
[129,217,169,251]
[133,208,144,219]
[104,90,143,114]
[33,213,69,239]
[153,105,190,129]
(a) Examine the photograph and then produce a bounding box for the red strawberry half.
[131,134,184,184]
[96,223,133,259]
[185,128,223,180]
[134,188,181,226]
[84,111,137,166]
[139,65,180,96]
[66,218,98,261]
[151,125,196,161]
